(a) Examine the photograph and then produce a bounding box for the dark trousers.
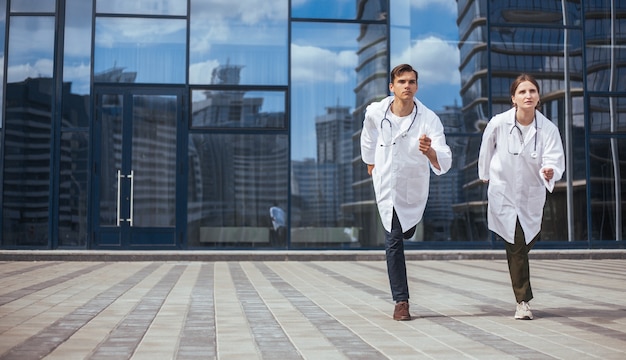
[385,210,409,302]
[502,219,538,303]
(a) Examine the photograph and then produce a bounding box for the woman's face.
[511,80,539,110]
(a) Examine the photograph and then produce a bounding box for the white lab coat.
[478,108,565,244]
[361,96,452,232]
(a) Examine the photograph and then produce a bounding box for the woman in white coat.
[478,74,565,320]
[361,64,452,320]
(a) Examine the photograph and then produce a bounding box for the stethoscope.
[509,110,538,158]
[380,100,417,147]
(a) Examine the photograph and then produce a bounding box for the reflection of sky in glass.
[94,18,186,84]
[292,0,355,19]
[7,16,54,83]
[96,0,186,16]
[189,0,287,85]
[64,0,92,95]
[291,22,359,160]
[11,0,55,13]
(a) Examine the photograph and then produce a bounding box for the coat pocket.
[402,166,428,204]
[487,183,506,215]
[526,185,546,219]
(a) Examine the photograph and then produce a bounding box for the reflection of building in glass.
[94,66,137,83]
[425,103,464,241]
[345,0,389,247]
[188,63,288,244]
[290,105,354,229]
[2,78,53,246]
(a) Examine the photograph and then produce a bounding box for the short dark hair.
[510,73,541,109]
[390,64,418,84]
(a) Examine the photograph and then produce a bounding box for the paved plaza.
[0,250,625,359]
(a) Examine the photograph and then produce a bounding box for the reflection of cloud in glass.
[191,0,287,24]
[97,0,186,15]
[7,58,53,82]
[96,18,186,48]
[291,44,357,83]
[190,60,221,98]
[394,36,460,86]
[63,62,91,95]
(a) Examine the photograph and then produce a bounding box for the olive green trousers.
[502,219,539,303]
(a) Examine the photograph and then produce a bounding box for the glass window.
[3,16,55,247]
[588,137,626,241]
[0,0,6,127]
[94,17,186,84]
[191,89,286,129]
[7,16,55,82]
[589,96,626,133]
[189,0,287,86]
[96,0,186,16]
[292,0,388,21]
[489,0,581,26]
[291,22,364,248]
[58,130,89,247]
[187,133,289,248]
[10,0,55,13]
[63,0,92,126]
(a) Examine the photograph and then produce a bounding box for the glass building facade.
[0,0,623,250]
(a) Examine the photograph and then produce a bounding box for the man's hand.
[418,134,432,155]
[419,134,440,170]
[367,164,375,175]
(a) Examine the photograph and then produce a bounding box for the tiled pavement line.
[452,259,626,296]
[265,261,476,359]
[227,262,302,359]
[530,259,626,278]
[0,263,161,360]
[239,262,347,359]
[411,261,626,346]
[48,263,179,359]
[175,262,217,359]
[253,262,387,359]
[0,263,109,336]
[87,264,186,360]
[307,262,560,360]
[132,264,202,359]
[0,262,107,307]
[213,262,260,358]
[297,261,524,359]
[400,261,626,359]
[41,263,169,359]
[0,263,115,355]
[0,262,61,278]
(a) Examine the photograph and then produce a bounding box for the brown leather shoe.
[393,301,411,321]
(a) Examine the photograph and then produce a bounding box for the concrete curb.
[0,249,624,261]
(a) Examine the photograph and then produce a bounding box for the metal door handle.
[128,170,134,226]
[116,170,122,226]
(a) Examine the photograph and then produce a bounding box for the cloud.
[291,44,357,83]
[191,0,287,24]
[189,59,221,91]
[410,0,457,13]
[7,58,54,83]
[393,36,460,86]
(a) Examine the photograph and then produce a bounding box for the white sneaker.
[514,301,533,320]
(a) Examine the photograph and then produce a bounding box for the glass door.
[92,87,185,249]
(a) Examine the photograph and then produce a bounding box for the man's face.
[389,71,418,101]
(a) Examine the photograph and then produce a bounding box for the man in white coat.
[478,73,565,320]
[361,64,452,321]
